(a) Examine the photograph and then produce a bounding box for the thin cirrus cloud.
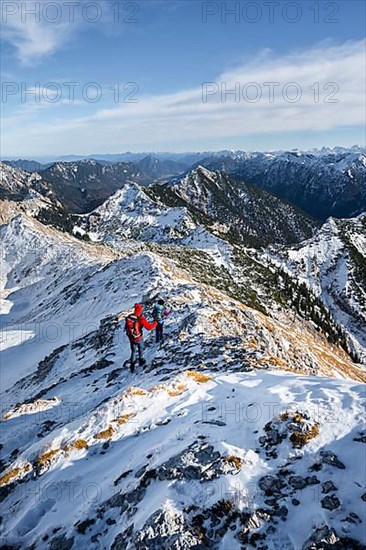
[2,39,365,155]
[1,0,108,65]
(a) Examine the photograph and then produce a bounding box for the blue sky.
[1,0,365,157]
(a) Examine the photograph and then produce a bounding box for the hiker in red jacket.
[120,303,157,372]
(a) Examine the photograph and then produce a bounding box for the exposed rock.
[111,525,134,549]
[321,495,341,511]
[133,508,198,549]
[258,475,286,495]
[303,526,365,550]
[272,505,288,519]
[305,475,320,486]
[240,511,261,533]
[309,463,322,472]
[202,420,226,427]
[155,442,234,482]
[75,517,96,534]
[288,475,307,490]
[342,512,362,524]
[32,345,67,384]
[320,450,346,469]
[322,481,338,494]
[48,535,74,550]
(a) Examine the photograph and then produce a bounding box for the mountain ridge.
[197,148,366,220]
[0,211,365,549]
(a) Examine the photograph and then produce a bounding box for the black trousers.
[156,322,164,343]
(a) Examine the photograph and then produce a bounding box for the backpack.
[153,304,163,321]
[125,314,142,342]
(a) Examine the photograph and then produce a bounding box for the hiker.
[120,303,157,372]
[153,299,171,343]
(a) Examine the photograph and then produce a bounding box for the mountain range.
[4,145,365,219]
[197,147,366,220]
[0,147,365,549]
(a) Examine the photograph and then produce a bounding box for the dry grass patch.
[167,383,187,397]
[94,426,115,440]
[150,384,167,393]
[113,413,135,425]
[124,386,147,397]
[36,448,61,468]
[293,412,306,424]
[290,424,320,448]
[186,371,212,383]
[280,410,320,448]
[224,455,243,469]
[0,463,32,487]
[64,439,88,452]
[0,467,21,487]
[267,356,287,368]
[247,336,258,346]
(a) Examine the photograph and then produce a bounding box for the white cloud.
[2,39,365,154]
[1,0,111,65]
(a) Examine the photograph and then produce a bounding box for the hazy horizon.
[3,143,365,164]
[1,1,365,157]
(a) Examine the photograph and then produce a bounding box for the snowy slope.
[1,369,365,550]
[1,214,365,549]
[150,167,317,247]
[39,159,150,213]
[82,183,192,243]
[199,147,366,220]
[0,162,54,204]
[267,214,366,364]
[74,178,361,368]
[79,182,232,268]
[38,157,185,214]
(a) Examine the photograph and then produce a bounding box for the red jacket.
[126,303,157,342]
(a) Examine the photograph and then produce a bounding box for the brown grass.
[268,356,287,367]
[280,410,320,448]
[167,383,187,397]
[113,413,135,425]
[224,455,242,469]
[150,384,166,393]
[0,463,32,487]
[290,424,320,448]
[36,448,61,467]
[247,337,258,350]
[93,426,115,440]
[293,412,306,424]
[186,371,212,383]
[124,386,147,397]
[64,439,89,452]
[0,467,21,487]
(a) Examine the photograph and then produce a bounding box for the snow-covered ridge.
[155,166,317,247]
[1,155,366,549]
[266,214,366,364]
[79,181,233,269]
[0,162,50,198]
[198,148,366,220]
